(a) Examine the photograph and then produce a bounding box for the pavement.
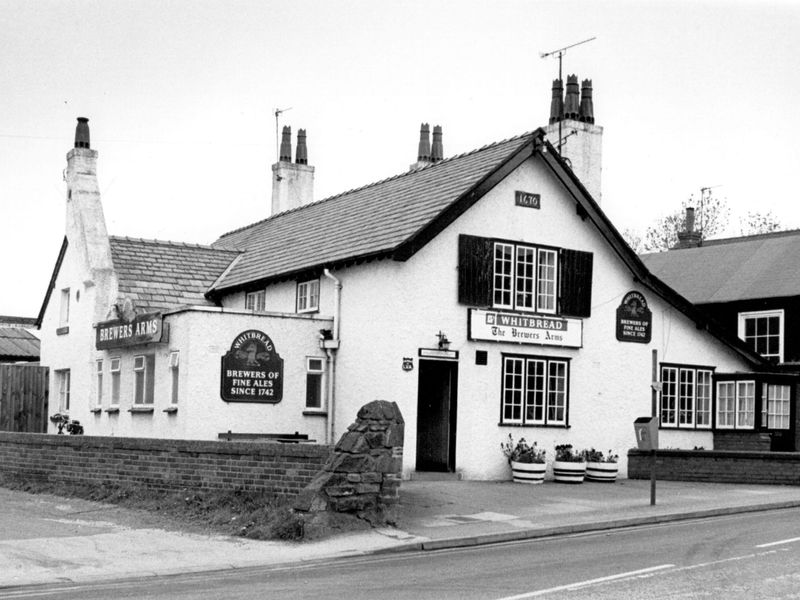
[3,477,800,589]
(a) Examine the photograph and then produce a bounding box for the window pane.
[494,244,514,308]
[716,382,736,427]
[696,370,712,427]
[736,381,755,428]
[767,384,791,429]
[502,357,524,423]
[537,249,557,313]
[525,359,545,423]
[678,369,695,426]
[546,361,567,424]
[660,367,677,426]
[515,247,535,310]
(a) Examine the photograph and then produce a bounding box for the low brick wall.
[628,449,800,485]
[713,430,772,452]
[0,432,330,497]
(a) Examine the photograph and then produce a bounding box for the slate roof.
[640,229,800,304]
[210,132,536,293]
[0,327,40,361]
[110,237,240,313]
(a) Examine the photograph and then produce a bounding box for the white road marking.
[493,564,675,599]
[756,536,800,548]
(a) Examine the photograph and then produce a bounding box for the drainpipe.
[322,269,341,445]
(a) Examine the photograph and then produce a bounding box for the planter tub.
[511,461,546,484]
[553,460,587,483]
[585,461,618,483]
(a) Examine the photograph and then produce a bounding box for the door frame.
[415,357,459,472]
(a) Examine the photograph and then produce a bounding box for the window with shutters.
[458,234,592,318]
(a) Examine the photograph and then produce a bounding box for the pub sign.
[220,330,284,403]
[96,312,164,349]
[616,291,652,343]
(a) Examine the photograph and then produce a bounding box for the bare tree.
[739,210,782,235]
[629,195,731,252]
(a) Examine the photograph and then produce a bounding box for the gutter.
[322,269,342,445]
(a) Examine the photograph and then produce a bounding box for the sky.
[1,0,799,318]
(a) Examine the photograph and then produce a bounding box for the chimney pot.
[417,123,431,162]
[549,79,564,124]
[75,117,90,149]
[431,125,443,162]
[279,125,292,162]
[579,79,595,124]
[564,75,580,120]
[295,129,308,165]
[685,207,696,233]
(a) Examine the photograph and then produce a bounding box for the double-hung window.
[493,242,557,313]
[297,280,319,313]
[109,358,121,407]
[660,364,713,429]
[55,369,71,413]
[738,310,784,362]
[501,355,569,426]
[133,354,155,406]
[95,360,103,409]
[305,357,325,411]
[245,290,266,312]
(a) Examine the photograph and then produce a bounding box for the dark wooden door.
[415,360,458,472]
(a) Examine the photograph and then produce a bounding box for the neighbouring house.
[37,81,784,480]
[0,316,40,363]
[641,211,800,450]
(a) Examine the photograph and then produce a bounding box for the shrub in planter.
[553,444,587,483]
[585,448,619,483]
[501,435,546,484]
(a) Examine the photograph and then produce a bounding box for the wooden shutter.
[558,249,593,317]
[458,235,494,306]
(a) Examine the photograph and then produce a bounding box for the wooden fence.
[0,364,49,433]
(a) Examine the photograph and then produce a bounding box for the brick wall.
[0,432,331,497]
[713,430,772,452]
[628,449,800,485]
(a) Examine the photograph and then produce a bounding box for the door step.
[410,471,462,481]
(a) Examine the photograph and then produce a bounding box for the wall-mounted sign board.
[515,190,540,209]
[220,330,284,403]
[616,291,652,344]
[468,308,582,348]
[96,312,164,349]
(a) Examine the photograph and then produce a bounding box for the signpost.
[616,291,652,343]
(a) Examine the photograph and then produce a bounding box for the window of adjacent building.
[297,279,320,313]
[738,309,784,362]
[762,383,791,430]
[59,288,70,326]
[305,357,325,410]
[168,351,180,405]
[245,290,266,312]
[660,365,714,429]
[133,354,155,405]
[95,360,103,408]
[493,242,557,314]
[501,355,569,426]
[458,235,593,318]
[110,358,121,406]
[55,369,71,413]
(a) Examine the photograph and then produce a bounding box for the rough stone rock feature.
[294,400,404,525]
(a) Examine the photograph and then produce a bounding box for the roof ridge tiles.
[110,235,238,252]
[215,131,536,241]
[702,228,800,247]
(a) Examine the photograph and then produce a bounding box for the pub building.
[38,81,791,481]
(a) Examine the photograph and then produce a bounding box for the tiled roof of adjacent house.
[210,132,536,293]
[0,327,40,361]
[640,229,800,304]
[109,237,240,313]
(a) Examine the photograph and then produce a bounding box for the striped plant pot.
[586,461,619,483]
[553,460,587,483]
[511,461,547,484]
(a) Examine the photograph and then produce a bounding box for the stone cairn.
[294,400,404,525]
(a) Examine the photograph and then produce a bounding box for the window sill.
[128,406,154,414]
[104,407,120,414]
[498,422,570,428]
[303,410,327,417]
[163,406,178,414]
[56,326,69,336]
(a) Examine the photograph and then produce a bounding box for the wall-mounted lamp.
[436,330,450,350]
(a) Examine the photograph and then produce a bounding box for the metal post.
[651,349,657,506]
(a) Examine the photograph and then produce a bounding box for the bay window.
[660,364,713,429]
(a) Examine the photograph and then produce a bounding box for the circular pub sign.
[220,330,284,403]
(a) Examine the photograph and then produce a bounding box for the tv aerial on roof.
[274,106,292,162]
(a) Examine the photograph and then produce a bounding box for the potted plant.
[553,444,587,483]
[501,434,546,484]
[585,448,619,482]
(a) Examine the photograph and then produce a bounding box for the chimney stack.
[431,125,443,162]
[271,126,315,215]
[543,75,604,203]
[675,207,703,249]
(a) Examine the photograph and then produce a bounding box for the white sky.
[2,0,799,317]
